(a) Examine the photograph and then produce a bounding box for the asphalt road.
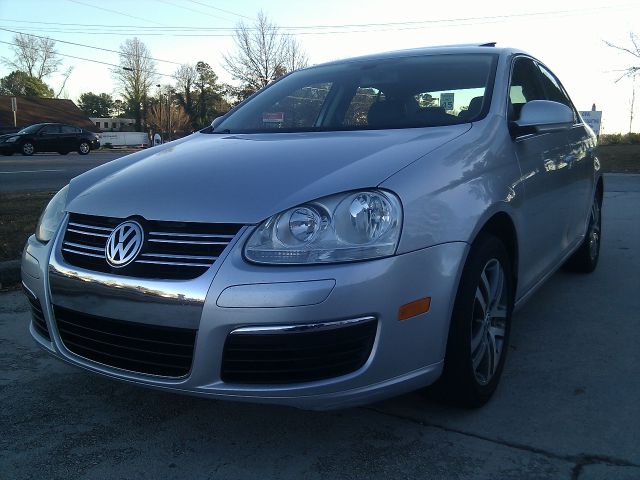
[1,174,638,479]
[0,151,128,193]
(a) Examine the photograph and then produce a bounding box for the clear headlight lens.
[245,189,402,264]
[5,136,19,143]
[35,185,69,243]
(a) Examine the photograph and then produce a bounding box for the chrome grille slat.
[148,232,235,239]
[63,241,104,252]
[62,247,106,258]
[61,213,243,280]
[67,228,110,237]
[140,253,218,260]
[135,260,212,267]
[147,239,229,245]
[68,222,113,232]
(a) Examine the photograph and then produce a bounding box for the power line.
[1,3,636,34]
[0,3,636,40]
[66,0,169,27]
[186,0,253,20]
[0,39,175,78]
[0,28,182,65]
[155,0,233,22]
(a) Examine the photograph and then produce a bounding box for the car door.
[536,63,595,243]
[508,56,574,294]
[60,125,80,151]
[36,124,62,152]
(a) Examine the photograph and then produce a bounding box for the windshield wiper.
[212,128,231,134]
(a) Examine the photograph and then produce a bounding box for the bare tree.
[605,32,640,81]
[113,37,157,131]
[56,66,74,98]
[147,102,191,137]
[282,36,308,73]
[223,11,308,98]
[173,64,198,125]
[2,33,62,80]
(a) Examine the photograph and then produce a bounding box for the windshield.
[18,124,45,134]
[214,53,497,134]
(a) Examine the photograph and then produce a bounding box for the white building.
[90,117,136,132]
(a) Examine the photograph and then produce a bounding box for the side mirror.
[513,100,574,135]
[211,116,224,129]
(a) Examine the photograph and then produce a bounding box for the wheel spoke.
[489,265,504,308]
[475,288,487,317]
[490,303,508,319]
[471,325,485,351]
[487,329,498,376]
[472,337,487,370]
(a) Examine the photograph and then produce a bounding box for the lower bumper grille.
[24,289,50,341]
[221,318,377,384]
[53,305,197,377]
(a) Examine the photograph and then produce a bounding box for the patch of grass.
[596,144,640,174]
[0,191,54,262]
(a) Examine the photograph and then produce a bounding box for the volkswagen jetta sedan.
[0,123,100,156]
[22,45,601,409]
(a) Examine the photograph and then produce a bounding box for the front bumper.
[0,142,18,153]
[22,219,468,410]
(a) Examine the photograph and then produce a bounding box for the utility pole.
[11,97,17,127]
[156,84,162,142]
[630,74,636,134]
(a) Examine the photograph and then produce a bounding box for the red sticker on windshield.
[263,112,284,123]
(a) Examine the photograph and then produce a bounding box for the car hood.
[67,125,471,224]
[0,133,22,141]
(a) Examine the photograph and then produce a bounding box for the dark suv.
[0,123,100,156]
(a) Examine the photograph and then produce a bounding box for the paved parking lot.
[0,151,127,192]
[1,174,638,479]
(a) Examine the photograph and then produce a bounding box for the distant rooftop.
[0,96,98,132]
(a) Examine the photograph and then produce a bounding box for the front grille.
[23,288,50,341]
[221,318,377,384]
[61,213,242,280]
[53,305,197,377]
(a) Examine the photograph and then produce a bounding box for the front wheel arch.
[469,211,519,296]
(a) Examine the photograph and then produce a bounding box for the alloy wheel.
[22,143,34,155]
[79,142,90,154]
[470,258,508,385]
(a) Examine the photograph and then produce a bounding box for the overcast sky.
[0,0,638,133]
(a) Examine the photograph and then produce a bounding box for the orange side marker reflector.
[398,297,431,321]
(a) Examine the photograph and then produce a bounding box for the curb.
[0,259,21,289]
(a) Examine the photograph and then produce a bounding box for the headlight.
[35,185,69,243]
[5,136,19,143]
[245,189,402,264]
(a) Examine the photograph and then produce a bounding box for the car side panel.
[380,115,524,257]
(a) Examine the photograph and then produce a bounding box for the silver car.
[22,44,601,409]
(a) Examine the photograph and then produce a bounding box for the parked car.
[22,44,601,410]
[0,123,100,156]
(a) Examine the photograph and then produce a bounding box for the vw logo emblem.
[105,221,144,268]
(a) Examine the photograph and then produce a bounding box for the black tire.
[78,141,91,155]
[564,192,602,273]
[21,141,35,156]
[58,151,69,155]
[431,233,514,408]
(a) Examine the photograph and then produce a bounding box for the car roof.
[308,44,527,68]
